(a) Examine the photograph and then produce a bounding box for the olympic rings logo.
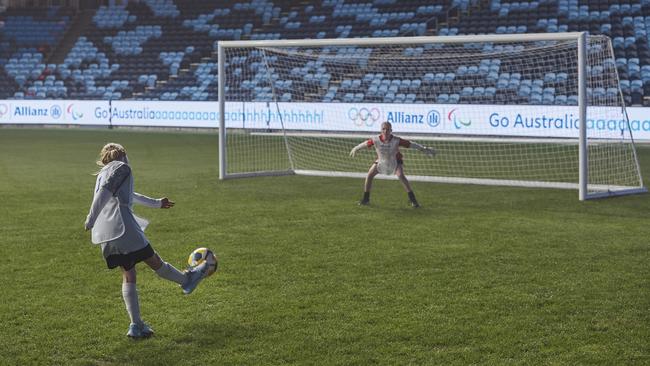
[347,107,382,127]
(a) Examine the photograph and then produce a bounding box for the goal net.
[218,33,645,200]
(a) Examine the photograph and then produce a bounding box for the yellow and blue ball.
[188,247,218,277]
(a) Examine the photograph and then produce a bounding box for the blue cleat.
[139,322,154,337]
[126,322,154,338]
[181,262,207,295]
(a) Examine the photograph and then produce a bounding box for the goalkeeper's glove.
[349,141,367,158]
[411,142,436,157]
[423,147,436,157]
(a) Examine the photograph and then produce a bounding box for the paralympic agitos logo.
[448,108,472,129]
[67,104,83,120]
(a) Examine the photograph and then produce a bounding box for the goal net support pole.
[578,32,588,201]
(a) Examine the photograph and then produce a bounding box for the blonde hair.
[97,142,126,166]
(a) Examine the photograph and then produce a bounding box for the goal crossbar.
[217,33,586,48]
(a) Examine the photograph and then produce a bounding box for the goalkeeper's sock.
[408,191,420,207]
[359,192,370,205]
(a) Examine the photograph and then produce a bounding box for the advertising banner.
[222,102,650,140]
[107,100,219,128]
[2,99,650,140]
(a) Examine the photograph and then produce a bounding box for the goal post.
[218,32,646,200]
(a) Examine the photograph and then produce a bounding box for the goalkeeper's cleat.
[181,262,207,295]
[126,322,153,338]
[358,199,370,206]
[410,200,420,208]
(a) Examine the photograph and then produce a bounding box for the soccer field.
[0,127,648,365]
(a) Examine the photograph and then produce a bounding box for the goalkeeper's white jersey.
[368,135,411,174]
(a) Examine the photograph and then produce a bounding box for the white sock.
[122,282,142,325]
[155,262,187,285]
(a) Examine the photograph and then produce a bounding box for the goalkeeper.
[349,121,435,207]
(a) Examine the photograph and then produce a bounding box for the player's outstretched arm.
[133,192,175,208]
[350,141,368,158]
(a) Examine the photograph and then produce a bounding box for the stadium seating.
[1,0,650,106]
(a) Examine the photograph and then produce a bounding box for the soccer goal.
[218,32,646,200]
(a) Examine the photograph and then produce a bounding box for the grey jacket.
[86,161,160,244]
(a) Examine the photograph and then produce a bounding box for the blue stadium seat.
[518,85,531,97]
[593,87,606,98]
[606,88,619,99]
[567,95,579,105]
[543,87,555,96]
[383,92,395,102]
[461,87,473,97]
[405,93,416,103]
[496,78,508,89]
[530,93,542,104]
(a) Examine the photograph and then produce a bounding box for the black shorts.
[104,244,155,270]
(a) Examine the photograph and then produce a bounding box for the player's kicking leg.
[143,252,207,295]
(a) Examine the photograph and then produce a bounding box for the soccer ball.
[187,247,218,277]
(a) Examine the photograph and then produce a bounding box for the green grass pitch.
[0,128,648,365]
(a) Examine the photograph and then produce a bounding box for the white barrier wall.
[2,99,650,140]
